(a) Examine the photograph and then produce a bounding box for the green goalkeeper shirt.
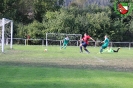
[63,37,69,44]
[103,38,109,47]
[107,48,114,53]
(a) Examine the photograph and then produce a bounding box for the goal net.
[46,33,82,47]
[0,18,13,52]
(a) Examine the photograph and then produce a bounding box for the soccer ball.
[44,49,47,52]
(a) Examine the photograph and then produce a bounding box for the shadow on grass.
[0,61,133,72]
[0,81,123,88]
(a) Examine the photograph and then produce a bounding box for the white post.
[80,35,82,45]
[77,41,78,47]
[111,42,113,48]
[10,21,13,49]
[2,18,5,52]
[46,33,48,46]
[129,42,131,50]
[60,40,62,47]
[25,39,26,45]
[95,41,96,47]
[6,38,8,45]
[42,38,44,46]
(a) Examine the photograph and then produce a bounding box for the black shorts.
[82,42,87,48]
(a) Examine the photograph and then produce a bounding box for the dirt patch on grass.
[0,58,133,72]
[1,49,133,72]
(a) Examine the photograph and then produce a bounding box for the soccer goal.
[46,33,82,47]
[0,18,13,52]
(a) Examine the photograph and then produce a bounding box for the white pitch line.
[93,56,105,62]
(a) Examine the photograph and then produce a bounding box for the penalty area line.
[93,56,105,62]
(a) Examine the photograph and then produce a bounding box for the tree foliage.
[33,0,64,22]
[1,0,133,42]
[44,6,111,40]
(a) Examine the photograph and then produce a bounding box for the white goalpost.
[46,33,82,47]
[0,18,13,52]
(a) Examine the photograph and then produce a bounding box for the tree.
[0,0,19,19]
[44,9,75,33]
[33,0,64,22]
[25,21,45,39]
[0,0,33,23]
[44,5,111,40]
[71,0,87,7]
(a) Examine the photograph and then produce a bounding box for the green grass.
[0,45,133,88]
[0,66,133,88]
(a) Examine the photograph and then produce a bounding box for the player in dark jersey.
[79,33,95,53]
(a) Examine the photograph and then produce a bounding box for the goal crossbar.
[46,33,82,46]
[46,33,81,36]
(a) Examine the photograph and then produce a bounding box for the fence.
[6,38,79,46]
[5,38,133,49]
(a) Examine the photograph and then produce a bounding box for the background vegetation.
[0,0,133,41]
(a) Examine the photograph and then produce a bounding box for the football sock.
[61,46,63,49]
[100,48,103,53]
[64,45,67,49]
[80,46,83,52]
[84,49,89,53]
[116,48,120,52]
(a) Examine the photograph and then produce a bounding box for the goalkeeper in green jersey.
[100,35,109,53]
[104,46,120,53]
[61,36,69,49]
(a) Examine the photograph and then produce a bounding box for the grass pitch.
[0,45,133,88]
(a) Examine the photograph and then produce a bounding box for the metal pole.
[60,40,61,47]
[2,18,5,52]
[6,38,8,45]
[129,42,131,50]
[111,42,113,48]
[46,33,48,46]
[77,41,78,47]
[25,39,26,45]
[42,38,44,46]
[80,34,82,45]
[10,21,13,49]
[95,41,96,47]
